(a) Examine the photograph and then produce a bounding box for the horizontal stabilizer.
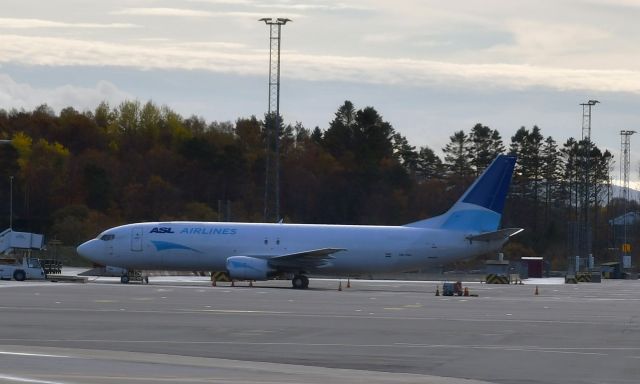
[466,228,523,242]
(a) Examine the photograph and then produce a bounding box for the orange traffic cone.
[347,278,351,288]
[535,285,539,295]
[464,287,469,296]
[435,286,440,296]
[338,281,343,291]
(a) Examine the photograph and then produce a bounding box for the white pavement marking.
[0,374,68,384]
[0,351,70,358]
[2,339,638,356]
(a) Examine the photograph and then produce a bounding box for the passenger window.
[100,234,115,241]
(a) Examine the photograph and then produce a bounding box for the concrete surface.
[0,277,639,384]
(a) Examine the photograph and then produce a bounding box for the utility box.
[485,260,509,275]
[601,262,622,279]
[485,255,510,284]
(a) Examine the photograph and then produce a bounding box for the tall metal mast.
[579,100,598,261]
[260,17,290,222]
[620,130,635,263]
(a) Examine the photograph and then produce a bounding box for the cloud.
[112,7,301,19]
[0,73,131,113]
[112,8,215,17]
[187,0,368,11]
[0,34,639,95]
[0,18,137,29]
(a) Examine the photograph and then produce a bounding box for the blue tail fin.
[405,155,516,232]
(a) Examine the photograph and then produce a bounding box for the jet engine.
[225,256,272,280]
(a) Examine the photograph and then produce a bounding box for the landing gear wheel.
[292,275,309,289]
[120,275,130,284]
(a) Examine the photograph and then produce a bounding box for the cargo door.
[131,226,143,252]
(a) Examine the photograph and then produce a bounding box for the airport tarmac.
[0,276,639,384]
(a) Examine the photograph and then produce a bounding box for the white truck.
[0,257,46,281]
[0,228,47,281]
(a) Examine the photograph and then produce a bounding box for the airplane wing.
[466,228,523,242]
[267,248,345,270]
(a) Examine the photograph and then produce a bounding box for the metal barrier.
[211,271,231,282]
[486,274,509,284]
[576,272,591,283]
[565,275,578,284]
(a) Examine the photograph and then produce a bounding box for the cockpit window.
[100,234,115,241]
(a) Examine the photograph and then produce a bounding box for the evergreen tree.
[541,136,561,224]
[443,130,471,177]
[468,123,504,175]
[416,146,443,180]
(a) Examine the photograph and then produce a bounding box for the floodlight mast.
[620,130,635,260]
[579,99,599,261]
[260,17,290,222]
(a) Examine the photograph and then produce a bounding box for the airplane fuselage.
[82,221,502,274]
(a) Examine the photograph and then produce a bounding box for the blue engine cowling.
[226,256,272,280]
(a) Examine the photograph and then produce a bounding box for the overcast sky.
[1,0,640,183]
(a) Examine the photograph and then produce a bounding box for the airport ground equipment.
[0,257,45,281]
[442,281,463,296]
[485,254,510,284]
[120,270,148,284]
[211,271,231,282]
[0,228,46,281]
[41,259,62,275]
[0,228,44,252]
[486,274,509,284]
[47,275,88,283]
[565,275,578,284]
[79,265,149,284]
[576,271,592,282]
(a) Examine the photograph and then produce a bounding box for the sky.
[1,0,640,184]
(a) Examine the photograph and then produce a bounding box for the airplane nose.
[77,239,100,262]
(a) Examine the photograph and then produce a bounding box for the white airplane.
[77,155,521,288]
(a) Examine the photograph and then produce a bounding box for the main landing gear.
[291,275,309,289]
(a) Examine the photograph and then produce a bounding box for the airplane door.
[131,226,143,252]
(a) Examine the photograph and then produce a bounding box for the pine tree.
[443,130,471,177]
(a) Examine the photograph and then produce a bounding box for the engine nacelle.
[226,256,272,280]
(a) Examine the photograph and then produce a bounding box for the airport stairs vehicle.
[0,228,47,281]
[0,228,45,254]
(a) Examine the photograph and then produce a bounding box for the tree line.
[0,100,633,268]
